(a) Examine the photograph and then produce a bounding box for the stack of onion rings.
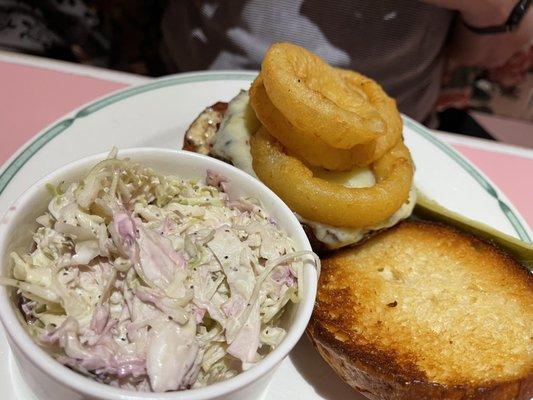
[260,43,385,149]
[250,76,377,170]
[251,128,413,228]
[337,69,403,162]
[249,43,414,228]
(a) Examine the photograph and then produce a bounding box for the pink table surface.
[1,57,532,231]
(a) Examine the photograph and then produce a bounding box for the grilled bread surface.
[308,220,533,400]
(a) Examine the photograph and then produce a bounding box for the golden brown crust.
[307,322,533,400]
[308,220,533,400]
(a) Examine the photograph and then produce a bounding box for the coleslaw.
[0,150,319,392]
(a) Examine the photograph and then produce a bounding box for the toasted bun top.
[313,220,532,387]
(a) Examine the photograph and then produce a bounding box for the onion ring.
[338,69,403,160]
[250,127,414,228]
[261,43,385,149]
[250,76,377,170]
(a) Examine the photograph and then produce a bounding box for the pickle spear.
[415,191,533,270]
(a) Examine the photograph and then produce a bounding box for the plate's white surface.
[0,71,531,400]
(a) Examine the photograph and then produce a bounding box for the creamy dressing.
[298,187,416,249]
[213,91,416,248]
[211,91,259,178]
[185,104,226,155]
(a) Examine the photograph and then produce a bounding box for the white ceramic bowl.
[0,148,317,400]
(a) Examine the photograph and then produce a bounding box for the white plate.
[0,71,531,400]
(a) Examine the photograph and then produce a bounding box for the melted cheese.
[298,188,416,249]
[211,91,259,178]
[212,91,416,248]
[309,166,376,188]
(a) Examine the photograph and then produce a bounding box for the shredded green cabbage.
[0,149,319,392]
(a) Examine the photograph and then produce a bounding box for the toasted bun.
[308,220,533,400]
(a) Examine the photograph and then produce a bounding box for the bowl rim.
[0,147,318,399]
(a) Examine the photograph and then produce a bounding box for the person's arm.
[423,0,518,27]
[423,0,533,68]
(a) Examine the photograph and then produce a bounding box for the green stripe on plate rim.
[403,117,531,242]
[0,72,530,243]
